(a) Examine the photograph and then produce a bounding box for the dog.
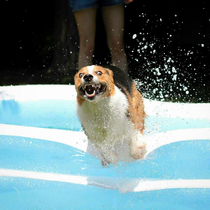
[74,65,146,165]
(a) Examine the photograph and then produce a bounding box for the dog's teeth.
[82,84,96,90]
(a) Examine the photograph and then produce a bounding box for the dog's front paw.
[101,152,119,166]
[130,142,146,159]
[101,159,111,166]
[111,153,119,165]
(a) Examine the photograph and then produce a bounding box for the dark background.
[1,0,210,102]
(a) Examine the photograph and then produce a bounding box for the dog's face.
[74,65,115,102]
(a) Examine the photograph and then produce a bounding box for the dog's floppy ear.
[105,68,113,77]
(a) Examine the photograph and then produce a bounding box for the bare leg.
[74,8,97,69]
[102,5,128,73]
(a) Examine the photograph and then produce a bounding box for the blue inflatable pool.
[0,85,210,210]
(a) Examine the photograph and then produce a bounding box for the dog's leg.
[97,144,119,165]
[129,131,146,159]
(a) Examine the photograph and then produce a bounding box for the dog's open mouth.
[79,83,106,99]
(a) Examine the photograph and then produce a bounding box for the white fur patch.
[84,65,99,85]
[77,86,132,145]
[87,65,95,74]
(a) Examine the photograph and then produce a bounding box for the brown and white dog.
[74,65,146,165]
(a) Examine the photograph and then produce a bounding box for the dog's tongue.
[86,85,96,96]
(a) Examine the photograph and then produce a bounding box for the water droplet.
[132,34,137,39]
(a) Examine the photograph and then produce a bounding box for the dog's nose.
[83,74,93,82]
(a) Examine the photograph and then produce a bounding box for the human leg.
[74,8,97,69]
[101,5,128,73]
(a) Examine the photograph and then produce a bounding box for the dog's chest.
[77,87,132,142]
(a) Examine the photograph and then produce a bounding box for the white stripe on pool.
[0,169,209,193]
[0,124,209,159]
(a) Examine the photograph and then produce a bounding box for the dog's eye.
[96,71,102,76]
[79,73,84,78]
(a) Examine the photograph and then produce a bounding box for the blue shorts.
[69,0,125,12]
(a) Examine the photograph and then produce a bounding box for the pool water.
[0,85,210,210]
